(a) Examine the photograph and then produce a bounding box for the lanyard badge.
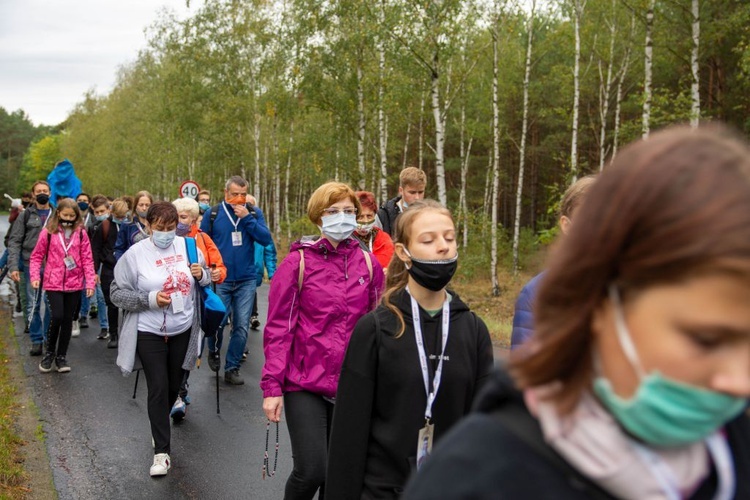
[407,286,450,470]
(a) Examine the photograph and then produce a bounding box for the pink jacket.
[261,237,385,399]
[30,227,96,292]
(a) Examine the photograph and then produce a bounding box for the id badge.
[416,421,434,470]
[170,292,185,314]
[232,231,242,246]
[64,256,77,270]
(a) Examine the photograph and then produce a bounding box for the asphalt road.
[1,212,293,500]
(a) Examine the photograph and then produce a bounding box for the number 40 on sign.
[180,180,200,199]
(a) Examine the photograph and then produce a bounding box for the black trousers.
[283,391,334,500]
[101,270,119,334]
[136,329,190,454]
[46,290,81,357]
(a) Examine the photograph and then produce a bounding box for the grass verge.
[0,317,31,499]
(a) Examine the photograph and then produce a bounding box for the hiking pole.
[132,369,140,399]
[210,263,221,415]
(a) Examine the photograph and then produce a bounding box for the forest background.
[2,0,750,343]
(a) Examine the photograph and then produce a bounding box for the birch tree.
[598,0,617,170]
[690,0,700,128]
[490,3,502,295]
[570,0,586,182]
[513,0,535,274]
[642,0,656,139]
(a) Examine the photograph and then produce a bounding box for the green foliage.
[17,134,62,192]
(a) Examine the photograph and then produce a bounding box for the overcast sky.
[0,0,203,127]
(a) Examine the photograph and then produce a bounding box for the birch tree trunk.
[273,114,281,237]
[254,115,261,196]
[690,0,700,128]
[570,0,585,182]
[613,15,635,163]
[431,57,448,206]
[357,63,366,189]
[642,0,655,139]
[418,91,425,170]
[513,0,535,274]
[491,21,501,295]
[377,5,389,202]
[402,119,411,170]
[285,121,293,239]
[599,0,617,170]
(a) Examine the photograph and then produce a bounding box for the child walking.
[30,198,96,373]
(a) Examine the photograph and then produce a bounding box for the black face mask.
[404,251,458,291]
[59,219,75,227]
[36,193,50,205]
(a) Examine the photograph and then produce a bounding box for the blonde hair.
[559,175,597,218]
[399,167,427,188]
[172,197,200,219]
[111,199,129,218]
[383,199,454,337]
[47,198,83,234]
[307,182,361,225]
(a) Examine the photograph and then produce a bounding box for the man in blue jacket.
[201,176,272,385]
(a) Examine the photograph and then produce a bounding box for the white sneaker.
[71,320,80,337]
[12,310,24,318]
[149,453,171,476]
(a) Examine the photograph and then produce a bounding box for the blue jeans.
[25,267,51,344]
[94,281,108,328]
[208,279,256,372]
[79,288,90,319]
[0,249,8,282]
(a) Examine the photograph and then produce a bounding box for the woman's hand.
[263,396,284,423]
[156,291,172,307]
[31,280,40,289]
[190,263,203,279]
[86,288,94,298]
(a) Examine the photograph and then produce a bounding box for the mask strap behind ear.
[608,284,647,380]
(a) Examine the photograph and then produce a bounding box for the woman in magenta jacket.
[30,198,95,373]
[261,181,384,500]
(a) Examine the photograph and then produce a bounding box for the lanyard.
[631,432,735,500]
[58,231,74,255]
[367,234,373,252]
[407,286,450,421]
[221,202,241,232]
[137,221,149,236]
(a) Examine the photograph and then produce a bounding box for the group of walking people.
[3,124,750,498]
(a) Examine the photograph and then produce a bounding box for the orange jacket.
[189,225,227,284]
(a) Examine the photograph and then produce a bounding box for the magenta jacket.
[30,227,96,292]
[261,237,385,399]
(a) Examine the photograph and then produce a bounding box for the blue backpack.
[185,236,226,338]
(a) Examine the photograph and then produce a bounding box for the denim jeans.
[79,288,90,319]
[25,266,50,344]
[208,279,256,372]
[94,281,108,329]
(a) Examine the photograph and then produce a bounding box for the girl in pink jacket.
[30,198,96,373]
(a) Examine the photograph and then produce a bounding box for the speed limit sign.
[180,180,200,199]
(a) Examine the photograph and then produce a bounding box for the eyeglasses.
[357,215,376,223]
[323,208,357,216]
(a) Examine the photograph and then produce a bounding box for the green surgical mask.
[593,285,747,448]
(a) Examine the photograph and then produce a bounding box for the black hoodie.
[326,289,494,499]
[403,369,750,499]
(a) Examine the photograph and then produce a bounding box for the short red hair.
[355,191,377,212]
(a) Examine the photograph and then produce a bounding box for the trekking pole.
[216,364,221,414]
[210,263,221,415]
[132,369,140,399]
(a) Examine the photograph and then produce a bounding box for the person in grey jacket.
[7,181,53,355]
[111,202,210,478]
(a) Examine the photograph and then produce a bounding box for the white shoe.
[12,310,24,318]
[150,453,171,476]
[71,320,80,337]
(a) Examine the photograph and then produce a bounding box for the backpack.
[184,237,226,338]
[297,247,373,292]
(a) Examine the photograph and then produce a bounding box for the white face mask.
[356,221,375,236]
[320,212,357,242]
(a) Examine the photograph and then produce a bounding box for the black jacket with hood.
[375,195,402,237]
[403,369,750,499]
[326,288,494,499]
